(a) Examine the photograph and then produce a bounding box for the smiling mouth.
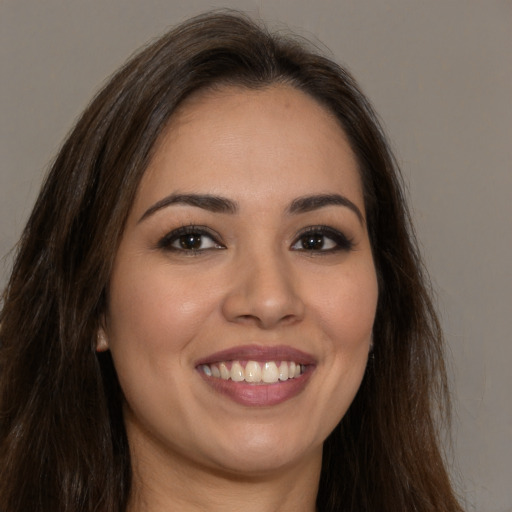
[195,345,316,406]
[199,360,306,384]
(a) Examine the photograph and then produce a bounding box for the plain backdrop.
[1,1,511,511]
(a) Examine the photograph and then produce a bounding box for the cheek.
[104,265,220,435]
[313,262,378,348]
[294,262,378,442]
[106,263,221,357]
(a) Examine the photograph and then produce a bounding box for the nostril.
[280,314,300,325]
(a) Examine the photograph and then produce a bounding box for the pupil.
[180,234,202,249]
[303,235,324,250]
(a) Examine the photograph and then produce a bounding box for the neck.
[126,435,322,512]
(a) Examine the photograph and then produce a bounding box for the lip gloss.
[195,345,316,406]
[199,366,313,406]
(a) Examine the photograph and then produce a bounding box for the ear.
[96,326,109,352]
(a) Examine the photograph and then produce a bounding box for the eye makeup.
[156,222,354,256]
[157,225,225,253]
[291,225,354,253]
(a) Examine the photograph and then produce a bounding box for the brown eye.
[158,226,225,253]
[301,234,326,250]
[291,226,354,253]
[177,234,204,250]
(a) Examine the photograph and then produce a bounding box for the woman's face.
[101,85,378,476]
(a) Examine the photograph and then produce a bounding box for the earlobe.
[96,327,109,352]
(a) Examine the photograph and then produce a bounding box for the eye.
[158,226,225,253]
[291,226,354,253]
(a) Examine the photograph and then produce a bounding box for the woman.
[0,11,463,512]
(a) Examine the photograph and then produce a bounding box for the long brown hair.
[0,11,463,512]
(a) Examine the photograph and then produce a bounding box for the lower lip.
[199,368,314,406]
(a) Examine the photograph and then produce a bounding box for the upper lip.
[195,344,317,367]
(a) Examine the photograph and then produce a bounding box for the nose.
[221,249,305,329]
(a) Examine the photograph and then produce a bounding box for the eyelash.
[157,225,354,254]
[157,225,225,253]
[292,226,354,253]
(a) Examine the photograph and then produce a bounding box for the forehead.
[133,84,364,216]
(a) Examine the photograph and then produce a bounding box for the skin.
[99,84,379,511]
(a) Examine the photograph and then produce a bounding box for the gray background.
[1,1,511,511]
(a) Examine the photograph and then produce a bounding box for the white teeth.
[262,362,279,383]
[245,360,262,382]
[201,360,305,383]
[230,361,244,382]
[219,362,230,380]
[278,361,289,381]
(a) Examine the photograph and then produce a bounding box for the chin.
[200,424,323,476]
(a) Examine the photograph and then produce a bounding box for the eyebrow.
[287,194,365,224]
[139,193,239,222]
[139,192,364,224]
